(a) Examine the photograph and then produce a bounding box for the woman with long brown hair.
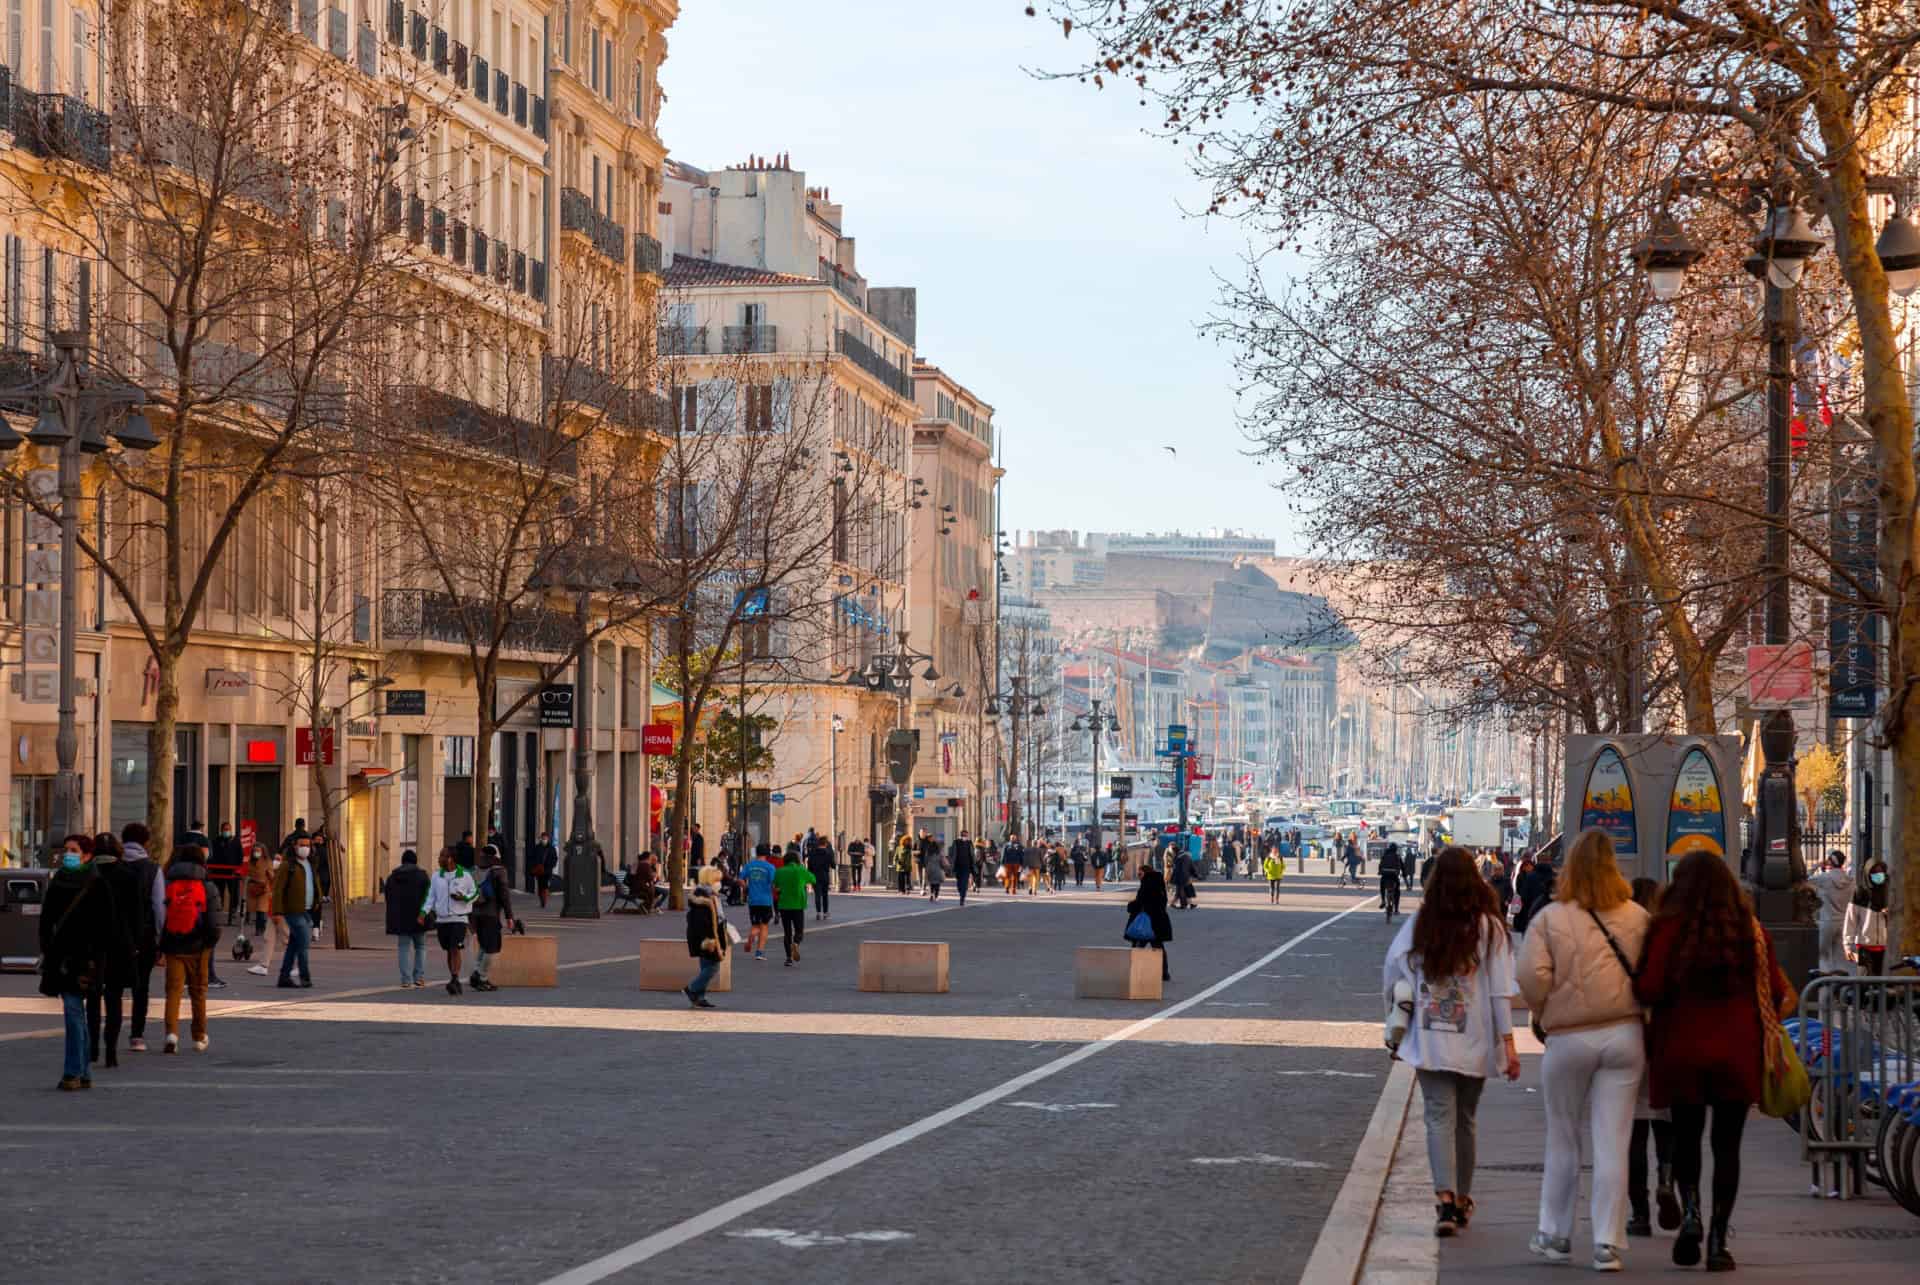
[1384,845,1520,1239]
[1518,828,1650,1272]
[1635,850,1792,1272]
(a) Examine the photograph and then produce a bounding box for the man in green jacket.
[773,852,815,968]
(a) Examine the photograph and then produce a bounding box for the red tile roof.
[662,257,820,289]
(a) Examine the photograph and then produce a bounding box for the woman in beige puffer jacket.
[1516,829,1650,1271]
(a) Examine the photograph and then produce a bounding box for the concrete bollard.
[638,939,732,992]
[857,940,949,993]
[1075,946,1163,1000]
[489,934,558,987]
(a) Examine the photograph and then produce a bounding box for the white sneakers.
[162,1034,179,1054]
[1592,1244,1623,1272]
[1528,1232,1571,1263]
[192,1037,209,1053]
[246,964,269,976]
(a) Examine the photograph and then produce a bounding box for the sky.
[659,1,1302,554]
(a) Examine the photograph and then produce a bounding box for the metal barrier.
[1790,974,1920,1201]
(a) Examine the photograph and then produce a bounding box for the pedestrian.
[775,850,815,967]
[118,822,165,1051]
[847,836,866,892]
[950,831,976,906]
[485,824,513,885]
[925,840,947,901]
[1001,834,1024,894]
[1125,863,1173,981]
[1378,843,1409,920]
[741,843,777,960]
[1263,844,1287,904]
[1170,844,1197,909]
[1844,859,1890,975]
[178,828,229,991]
[1024,834,1045,896]
[1518,828,1650,1272]
[425,847,478,995]
[271,828,322,989]
[1049,843,1068,891]
[468,846,515,992]
[806,831,835,921]
[1635,849,1793,1272]
[689,822,706,872]
[893,833,914,894]
[308,823,333,936]
[41,834,122,1090]
[1095,840,1110,890]
[632,851,660,914]
[1805,852,1855,974]
[247,845,279,976]
[83,832,140,1069]
[1343,839,1363,887]
[1071,840,1087,887]
[1382,845,1521,1239]
[159,832,221,1054]
[528,830,558,903]
[1624,877,1678,1239]
[683,882,728,1008]
[208,819,245,925]
[384,848,431,988]
[1512,859,1556,935]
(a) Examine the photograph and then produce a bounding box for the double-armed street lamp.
[1070,698,1121,854]
[1633,177,1920,932]
[0,330,156,856]
[984,674,1044,840]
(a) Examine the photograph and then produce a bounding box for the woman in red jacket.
[1634,851,1793,1272]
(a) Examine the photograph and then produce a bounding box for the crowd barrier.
[1788,972,1920,1212]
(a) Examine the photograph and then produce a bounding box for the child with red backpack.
[160,838,222,1053]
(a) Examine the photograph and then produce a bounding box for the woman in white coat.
[1806,852,1856,974]
[1844,860,1890,974]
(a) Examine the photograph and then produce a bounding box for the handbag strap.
[1587,908,1637,981]
[1753,920,1782,1072]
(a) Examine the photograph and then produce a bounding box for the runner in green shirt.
[773,853,815,966]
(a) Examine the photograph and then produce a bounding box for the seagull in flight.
[1163,446,1178,457]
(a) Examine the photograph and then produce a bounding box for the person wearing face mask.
[271,833,322,988]
[1806,852,1857,974]
[1845,860,1891,976]
[40,835,124,1090]
[207,820,246,926]
[244,844,275,976]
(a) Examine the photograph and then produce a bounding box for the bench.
[637,938,731,993]
[858,940,950,994]
[1075,946,1163,1000]
[488,934,557,987]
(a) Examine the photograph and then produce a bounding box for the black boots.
[1626,1194,1652,1238]
[1705,1206,1735,1272]
[1656,1164,1681,1231]
[1673,1185,1704,1268]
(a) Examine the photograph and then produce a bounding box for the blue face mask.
[1870,871,1887,886]
[60,852,83,871]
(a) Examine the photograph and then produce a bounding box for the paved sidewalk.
[1353,1029,1920,1282]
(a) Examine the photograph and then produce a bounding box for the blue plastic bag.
[1123,911,1155,944]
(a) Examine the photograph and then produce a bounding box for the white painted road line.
[0,1124,389,1135]
[535,895,1375,1285]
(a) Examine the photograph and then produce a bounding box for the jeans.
[62,992,88,1079]
[164,950,210,1042]
[1539,1020,1645,1247]
[688,956,721,999]
[396,932,427,984]
[86,984,127,1061]
[956,867,971,905]
[1417,1069,1486,1196]
[279,912,313,983]
[1670,1099,1748,1214]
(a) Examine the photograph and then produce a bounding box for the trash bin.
[0,867,52,972]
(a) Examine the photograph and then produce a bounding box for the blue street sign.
[769,792,785,804]
[1167,723,1188,748]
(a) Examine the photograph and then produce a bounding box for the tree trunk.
[1811,90,1918,955]
[473,677,497,847]
[670,750,692,910]
[146,647,182,863]
[312,758,351,949]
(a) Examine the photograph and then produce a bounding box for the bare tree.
[1,6,445,855]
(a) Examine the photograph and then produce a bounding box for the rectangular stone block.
[1075,946,1163,1000]
[637,938,731,992]
[858,940,949,994]
[489,934,557,987]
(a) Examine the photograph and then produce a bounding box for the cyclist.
[1378,842,1406,920]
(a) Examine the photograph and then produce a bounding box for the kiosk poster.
[1579,746,1638,856]
[1664,748,1727,870]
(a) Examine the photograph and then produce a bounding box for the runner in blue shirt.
[741,844,778,961]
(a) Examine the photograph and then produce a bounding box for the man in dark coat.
[383,848,432,987]
[41,842,123,1089]
[527,830,559,898]
[468,849,515,992]
[453,829,477,869]
[804,832,835,921]
[949,831,976,905]
[485,825,514,884]
[207,820,246,925]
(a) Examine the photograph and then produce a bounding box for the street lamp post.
[1071,698,1121,854]
[983,674,1042,840]
[0,330,155,856]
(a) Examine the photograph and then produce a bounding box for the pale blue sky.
[659,1,1301,553]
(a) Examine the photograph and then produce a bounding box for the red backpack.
[164,878,207,941]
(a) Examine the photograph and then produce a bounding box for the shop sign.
[205,668,251,697]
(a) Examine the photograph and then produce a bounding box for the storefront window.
[8,775,53,866]
[110,722,151,834]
